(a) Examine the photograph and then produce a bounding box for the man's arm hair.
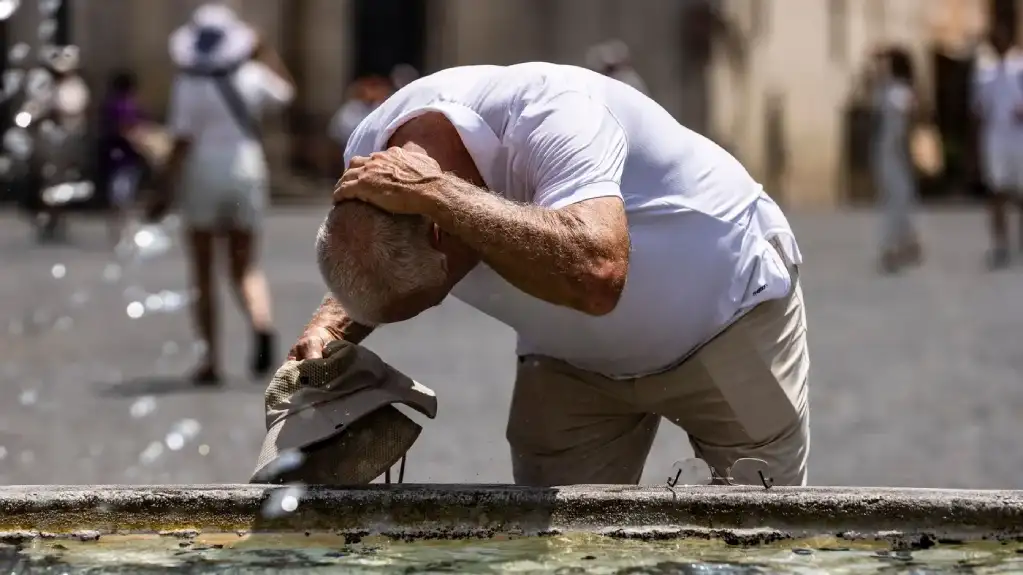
[307,293,375,344]
[431,179,629,316]
[389,115,630,316]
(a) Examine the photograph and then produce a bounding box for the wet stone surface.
[2,533,1023,574]
[0,207,1021,488]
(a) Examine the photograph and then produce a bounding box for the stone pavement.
[0,206,1021,489]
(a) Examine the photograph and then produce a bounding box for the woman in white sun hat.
[150,2,295,384]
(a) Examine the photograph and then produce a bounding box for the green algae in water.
[4,534,1023,574]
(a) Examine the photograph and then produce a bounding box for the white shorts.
[982,136,1023,193]
[179,144,268,230]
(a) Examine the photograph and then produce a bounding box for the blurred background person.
[871,47,924,274]
[327,75,393,153]
[586,39,649,95]
[971,22,1023,269]
[98,70,147,246]
[390,63,420,91]
[151,2,295,384]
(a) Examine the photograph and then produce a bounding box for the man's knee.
[507,413,659,486]
[506,356,657,485]
[692,409,809,487]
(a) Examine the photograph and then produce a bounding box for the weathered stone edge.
[1,485,1021,544]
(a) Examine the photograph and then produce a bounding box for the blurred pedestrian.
[972,23,1023,269]
[149,2,295,384]
[871,47,923,273]
[98,70,147,245]
[390,64,420,91]
[328,75,393,152]
[586,39,650,96]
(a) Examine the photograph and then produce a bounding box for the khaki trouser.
[506,259,810,487]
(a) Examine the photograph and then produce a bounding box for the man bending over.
[293,63,810,486]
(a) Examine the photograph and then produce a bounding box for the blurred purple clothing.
[102,94,144,172]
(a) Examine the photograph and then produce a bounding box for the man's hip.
[506,270,809,487]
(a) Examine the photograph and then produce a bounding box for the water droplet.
[7,42,28,64]
[19,450,34,465]
[129,225,172,260]
[0,0,20,21]
[159,290,188,312]
[102,263,122,283]
[2,127,32,159]
[198,444,210,456]
[37,19,56,41]
[261,484,306,518]
[165,432,185,451]
[37,0,60,18]
[126,301,144,319]
[24,67,53,103]
[69,290,88,307]
[53,316,72,331]
[173,419,201,440]
[2,69,23,97]
[0,446,7,460]
[161,341,180,356]
[144,294,164,311]
[50,263,65,279]
[129,396,156,419]
[18,389,37,406]
[139,441,163,465]
[254,449,305,481]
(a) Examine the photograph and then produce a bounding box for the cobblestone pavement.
[0,206,1021,489]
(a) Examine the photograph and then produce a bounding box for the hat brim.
[251,405,421,485]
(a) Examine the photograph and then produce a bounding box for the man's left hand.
[333,147,444,215]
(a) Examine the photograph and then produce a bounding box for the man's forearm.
[307,293,374,344]
[426,175,626,315]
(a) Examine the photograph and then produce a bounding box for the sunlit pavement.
[0,206,1021,489]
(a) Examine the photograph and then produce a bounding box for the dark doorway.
[352,0,428,81]
[991,0,1017,39]
[932,49,980,198]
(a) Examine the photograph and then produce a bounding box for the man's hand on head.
[334,147,446,216]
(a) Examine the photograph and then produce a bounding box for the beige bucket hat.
[251,340,437,485]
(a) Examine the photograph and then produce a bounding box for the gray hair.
[315,203,447,325]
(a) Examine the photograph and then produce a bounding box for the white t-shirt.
[168,60,294,154]
[972,48,1023,141]
[345,63,802,378]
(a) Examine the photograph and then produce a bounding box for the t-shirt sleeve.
[166,75,196,139]
[512,90,628,209]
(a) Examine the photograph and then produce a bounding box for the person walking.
[972,23,1023,269]
[98,70,147,245]
[871,47,923,273]
[149,2,295,384]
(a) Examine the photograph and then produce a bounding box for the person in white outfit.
[972,23,1023,269]
[586,39,650,96]
[150,2,295,384]
[295,63,810,486]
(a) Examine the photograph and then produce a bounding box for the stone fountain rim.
[0,484,1021,544]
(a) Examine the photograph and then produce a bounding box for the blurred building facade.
[9,0,1009,206]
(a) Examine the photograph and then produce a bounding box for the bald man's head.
[315,202,448,325]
